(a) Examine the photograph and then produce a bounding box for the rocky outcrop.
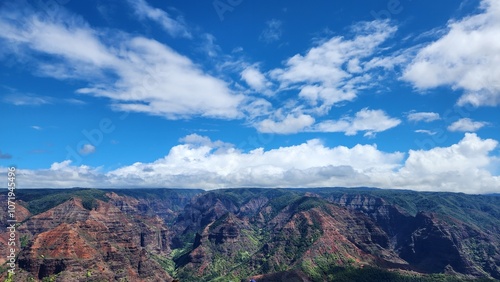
[172,192,500,281]
[20,198,91,235]
[2,188,499,281]
[399,212,500,279]
[327,194,415,238]
[172,192,240,242]
[173,196,410,280]
[327,193,500,279]
[14,198,173,281]
[175,212,261,279]
[0,199,30,265]
[251,269,311,282]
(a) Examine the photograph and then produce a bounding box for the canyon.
[1,188,499,281]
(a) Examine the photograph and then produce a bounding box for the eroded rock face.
[21,198,91,235]
[1,188,499,281]
[18,223,97,279]
[0,198,30,265]
[173,196,409,280]
[398,212,500,279]
[328,194,500,279]
[173,192,500,281]
[15,198,173,282]
[328,194,415,238]
[251,269,311,282]
[175,212,261,279]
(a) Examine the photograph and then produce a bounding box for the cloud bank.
[6,133,499,194]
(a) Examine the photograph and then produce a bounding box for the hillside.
[1,188,499,281]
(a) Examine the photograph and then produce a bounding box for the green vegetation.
[300,265,498,282]
[41,274,57,282]
[13,188,110,214]
[108,188,202,209]
[299,188,500,234]
[267,191,302,213]
[213,188,303,214]
[20,234,29,248]
[6,187,203,215]
[151,254,176,277]
[3,271,14,282]
[4,187,499,281]
[291,196,328,212]
[208,212,231,232]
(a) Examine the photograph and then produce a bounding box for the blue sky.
[1,0,499,193]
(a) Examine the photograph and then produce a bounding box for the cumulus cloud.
[0,8,406,134]
[6,134,499,193]
[297,85,357,111]
[241,66,273,96]
[79,144,96,155]
[392,133,499,193]
[270,20,397,113]
[179,133,235,153]
[248,20,406,129]
[244,20,404,136]
[447,118,488,132]
[16,160,106,188]
[256,113,315,134]
[0,5,244,120]
[407,111,440,122]
[8,137,404,189]
[312,108,401,136]
[403,0,500,106]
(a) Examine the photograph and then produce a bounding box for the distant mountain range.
[1,188,499,281]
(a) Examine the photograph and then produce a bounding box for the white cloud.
[7,134,499,193]
[14,160,105,188]
[407,111,440,122]
[241,98,273,120]
[270,20,397,112]
[79,144,96,155]
[127,0,191,38]
[364,51,410,71]
[392,133,499,193]
[179,133,234,153]
[179,134,213,146]
[241,66,273,95]
[0,8,245,120]
[2,94,52,106]
[198,33,221,57]
[31,125,42,131]
[0,8,403,130]
[259,19,282,43]
[403,0,500,107]
[298,85,357,113]
[346,58,362,73]
[447,118,488,132]
[256,113,315,134]
[252,107,400,137]
[312,108,401,136]
[10,138,403,189]
[415,129,437,136]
